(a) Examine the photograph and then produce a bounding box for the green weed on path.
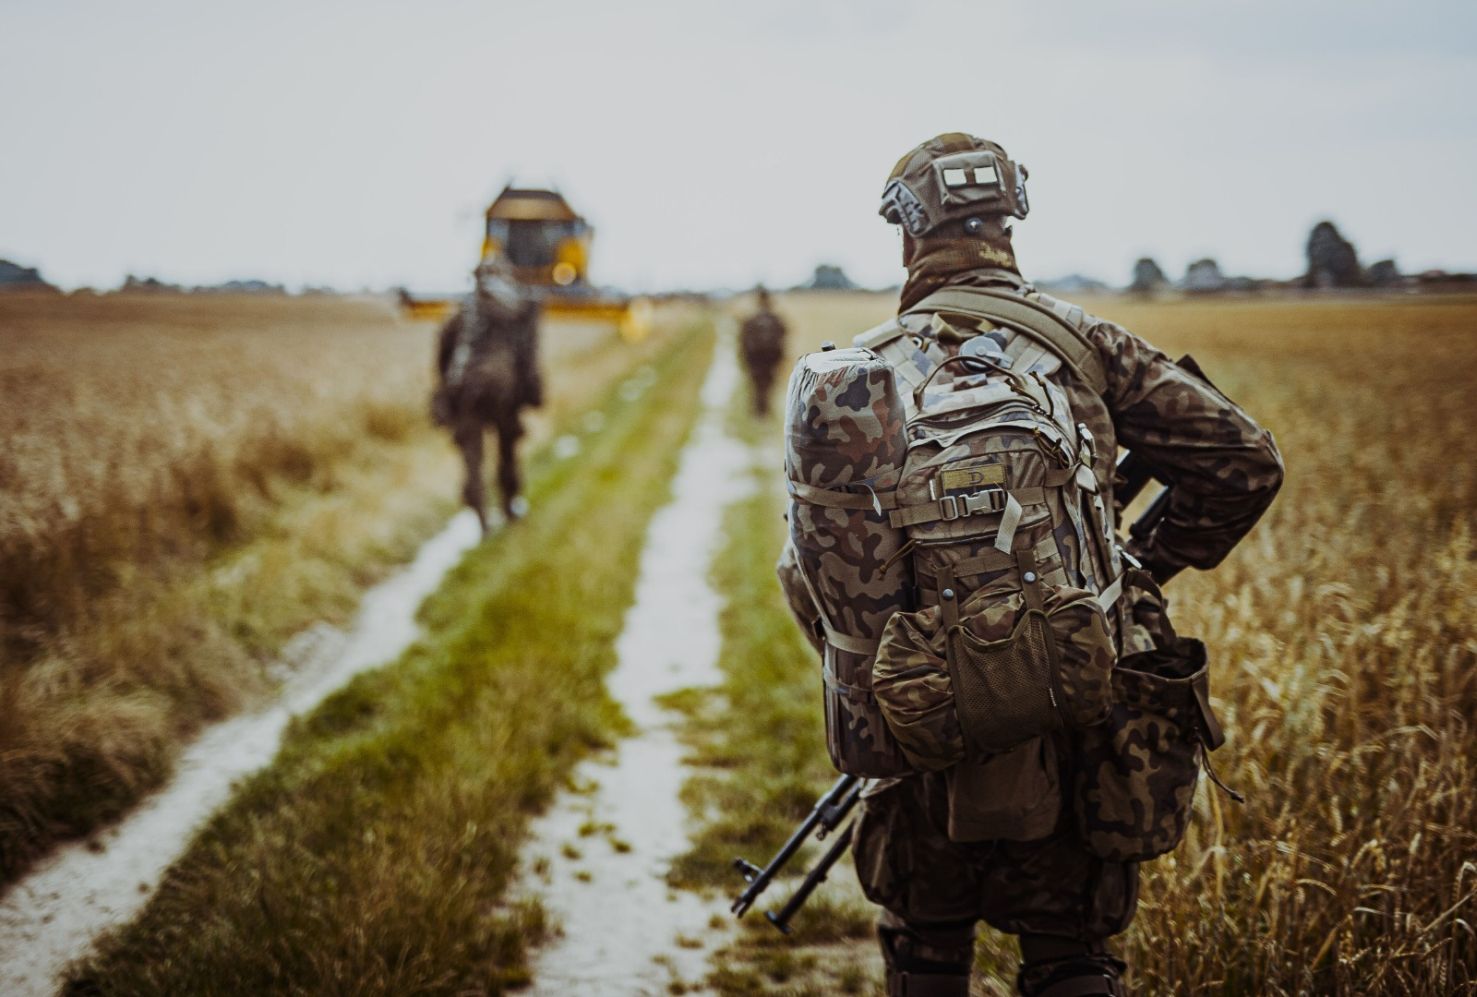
[65,325,715,996]
[660,404,897,996]
[0,299,641,889]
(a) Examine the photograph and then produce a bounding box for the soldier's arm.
[776,540,825,656]
[435,314,462,381]
[519,307,543,407]
[1092,320,1284,583]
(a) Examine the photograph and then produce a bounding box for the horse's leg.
[454,419,488,534]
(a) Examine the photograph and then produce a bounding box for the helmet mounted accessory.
[878,134,1030,236]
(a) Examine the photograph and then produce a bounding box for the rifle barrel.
[766,820,856,934]
[730,774,860,917]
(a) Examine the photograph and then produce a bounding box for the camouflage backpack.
[782,287,1127,779]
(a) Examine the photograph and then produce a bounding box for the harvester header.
[401,184,649,341]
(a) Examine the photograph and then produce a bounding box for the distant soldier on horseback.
[433,259,543,532]
[740,285,787,417]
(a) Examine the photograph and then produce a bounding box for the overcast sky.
[2,0,1473,293]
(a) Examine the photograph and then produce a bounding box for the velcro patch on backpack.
[937,460,1006,494]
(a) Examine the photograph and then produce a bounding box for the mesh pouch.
[947,609,1059,755]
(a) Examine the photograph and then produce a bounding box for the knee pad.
[879,913,975,997]
[1017,934,1126,996]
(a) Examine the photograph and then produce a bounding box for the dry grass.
[66,323,716,995]
[694,291,1477,994]
[0,289,667,884]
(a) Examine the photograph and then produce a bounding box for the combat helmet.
[879,133,1029,237]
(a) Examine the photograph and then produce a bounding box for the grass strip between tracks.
[657,407,881,996]
[66,323,714,995]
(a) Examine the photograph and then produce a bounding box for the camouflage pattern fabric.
[434,278,542,528]
[880,133,1030,234]
[435,289,541,424]
[1076,632,1213,862]
[872,586,1115,771]
[836,134,1282,989]
[879,132,1032,310]
[840,269,1280,970]
[912,269,1285,584]
[860,323,1122,775]
[740,310,787,417]
[782,348,914,777]
[775,540,824,655]
[851,770,1139,939]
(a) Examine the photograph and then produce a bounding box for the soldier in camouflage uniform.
[739,285,788,417]
[433,259,543,532]
[787,134,1284,996]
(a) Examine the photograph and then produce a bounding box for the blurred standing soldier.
[739,285,787,416]
[432,259,543,532]
[783,134,1283,996]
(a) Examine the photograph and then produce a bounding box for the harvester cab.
[481,186,592,290]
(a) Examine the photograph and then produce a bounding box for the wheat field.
[0,289,652,883]
[3,288,1473,993]
[732,290,1477,994]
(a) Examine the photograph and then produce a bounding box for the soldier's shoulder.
[1026,289,1097,332]
[1026,288,1135,350]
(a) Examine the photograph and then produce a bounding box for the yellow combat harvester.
[402,185,651,341]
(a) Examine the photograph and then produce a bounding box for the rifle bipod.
[730,774,863,933]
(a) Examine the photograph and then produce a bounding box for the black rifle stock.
[1114,448,1170,543]
[731,774,862,927]
[1113,353,1207,543]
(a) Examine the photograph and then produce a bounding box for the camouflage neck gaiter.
[898,226,1021,312]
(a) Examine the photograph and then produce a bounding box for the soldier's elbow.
[1256,429,1286,501]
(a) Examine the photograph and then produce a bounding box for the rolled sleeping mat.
[784,346,914,777]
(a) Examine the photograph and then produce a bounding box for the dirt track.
[0,511,485,997]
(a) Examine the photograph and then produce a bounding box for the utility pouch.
[928,150,1029,219]
[1075,636,1223,862]
[944,736,1060,843]
[946,589,1115,756]
[872,583,1115,771]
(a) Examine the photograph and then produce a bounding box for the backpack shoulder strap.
[903,286,1108,397]
[853,316,909,352]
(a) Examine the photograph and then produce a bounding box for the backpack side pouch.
[1075,635,1222,862]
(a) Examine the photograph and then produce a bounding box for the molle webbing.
[822,661,877,702]
[887,463,1075,529]
[822,621,881,656]
[890,486,1044,528]
[904,287,1107,397]
[914,535,1059,585]
[787,478,899,512]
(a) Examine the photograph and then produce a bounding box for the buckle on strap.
[940,488,1006,522]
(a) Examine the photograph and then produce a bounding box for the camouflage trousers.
[743,354,781,416]
[852,768,1139,943]
[451,413,523,531]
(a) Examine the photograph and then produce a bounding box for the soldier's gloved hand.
[430,388,453,427]
[1131,541,1187,586]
